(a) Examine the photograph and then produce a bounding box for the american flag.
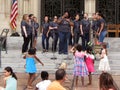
[10,0,18,30]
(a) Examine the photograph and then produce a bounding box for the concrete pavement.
[0,73,120,90]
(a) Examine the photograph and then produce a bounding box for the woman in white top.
[35,71,51,90]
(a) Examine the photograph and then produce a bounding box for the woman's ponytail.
[12,72,17,80]
[4,66,17,80]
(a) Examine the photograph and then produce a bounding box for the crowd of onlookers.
[0,67,119,90]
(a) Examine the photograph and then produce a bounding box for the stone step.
[1,58,119,66]
[108,49,120,52]
[0,37,120,75]
[2,62,119,71]
[7,37,52,50]
[6,37,120,50]
[1,62,120,74]
[108,56,120,60]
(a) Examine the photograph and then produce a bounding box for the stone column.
[0,0,11,32]
[30,0,41,35]
[18,0,24,17]
[23,0,29,14]
[85,0,96,18]
[85,0,96,42]
[4,0,11,17]
[38,0,41,24]
[29,0,39,18]
[0,0,5,14]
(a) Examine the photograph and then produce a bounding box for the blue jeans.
[50,31,58,51]
[81,33,90,50]
[42,34,49,50]
[58,31,70,54]
[73,32,80,45]
[99,30,107,42]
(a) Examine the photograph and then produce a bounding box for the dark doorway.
[41,0,84,21]
[96,0,120,24]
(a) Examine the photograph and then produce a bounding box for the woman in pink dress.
[85,46,95,85]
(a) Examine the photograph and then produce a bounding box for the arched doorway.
[41,0,84,21]
[96,0,120,24]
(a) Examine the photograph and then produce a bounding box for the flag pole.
[10,0,20,36]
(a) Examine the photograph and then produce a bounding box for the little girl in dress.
[71,44,89,88]
[24,48,44,89]
[98,44,110,72]
[85,46,95,85]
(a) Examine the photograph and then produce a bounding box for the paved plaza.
[0,73,120,90]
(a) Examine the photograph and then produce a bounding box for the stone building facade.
[0,0,96,34]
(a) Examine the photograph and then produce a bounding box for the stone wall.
[0,0,39,35]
